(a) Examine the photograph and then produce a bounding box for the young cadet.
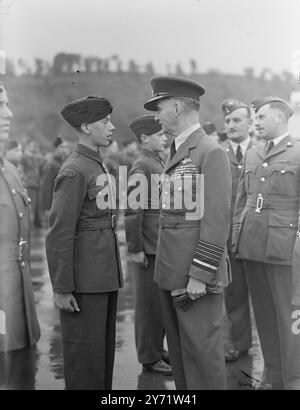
[125,115,171,375]
[46,96,123,390]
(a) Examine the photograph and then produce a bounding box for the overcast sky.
[1,0,300,75]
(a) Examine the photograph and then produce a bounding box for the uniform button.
[290,223,294,228]
[238,164,243,169]
[1,167,5,172]
[165,191,168,195]
[162,204,166,209]
[226,148,230,152]
[262,163,268,168]
[19,212,23,219]
[181,171,184,176]
[260,177,266,182]
[11,188,16,195]
[28,197,31,204]
[21,261,26,268]
[178,187,182,191]
[281,170,286,174]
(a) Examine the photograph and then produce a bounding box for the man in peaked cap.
[0,81,40,389]
[144,76,232,389]
[124,115,172,375]
[233,96,300,389]
[221,99,254,363]
[46,96,123,390]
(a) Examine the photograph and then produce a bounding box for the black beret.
[129,115,162,138]
[202,121,216,135]
[221,99,249,117]
[144,76,205,111]
[61,96,113,127]
[251,96,294,117]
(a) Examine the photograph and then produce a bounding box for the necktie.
[265,140,274,155]
[169,140,176,160]
[236,145,243,163]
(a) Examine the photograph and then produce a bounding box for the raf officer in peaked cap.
[144,76,232,389]
[46,96,123,390]
[124,116,172,375]
[221,99,253,362]
[0,81,40,389]
[233,96,300,389]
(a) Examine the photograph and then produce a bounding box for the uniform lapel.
[223,140,238,165]
[265,135,293,160]
[164,128,203,173]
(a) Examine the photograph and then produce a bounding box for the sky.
[0,0,300,76]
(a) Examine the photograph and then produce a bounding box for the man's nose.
[109,122,115,131]
[2,105,13,119]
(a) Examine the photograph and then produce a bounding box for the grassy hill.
[5,72,297,149]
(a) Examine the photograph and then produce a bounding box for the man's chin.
[0,132,9,142]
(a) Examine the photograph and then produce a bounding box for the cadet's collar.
[141,148,163,162]
[75,143,102,164]
[271,132,289,147]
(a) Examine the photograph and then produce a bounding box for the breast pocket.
[245,165,257,194]
[268,164,298,195]
[87,184,110,214]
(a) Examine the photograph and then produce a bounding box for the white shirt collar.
[229,136,251,155]
[174,123,200,151]
[271,132,289,147]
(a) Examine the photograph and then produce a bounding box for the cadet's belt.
[246,196,299,212]
[76,215,116,231]
[159,214,200,228]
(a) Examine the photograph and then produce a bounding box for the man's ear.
[81,123,91,135]
[140,134,149,144]
[174,101,181,116]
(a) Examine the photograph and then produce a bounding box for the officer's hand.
[54,292,80,313]
[187,277,207,300]
[130,251,148,267]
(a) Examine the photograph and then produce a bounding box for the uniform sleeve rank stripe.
[192,258,218,273]
[197,240,224,254]
[196,244,223,259]
[194,249,221,264]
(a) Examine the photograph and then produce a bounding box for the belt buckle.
[19,239,27,260]
[255,194,263,214]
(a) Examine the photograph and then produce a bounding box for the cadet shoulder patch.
[61,168,77,178]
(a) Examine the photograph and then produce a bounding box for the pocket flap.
[268,212,298,228]
[87,184,108,200]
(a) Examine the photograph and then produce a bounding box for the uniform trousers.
[159,289,226,390]
[225,252,252,351]
[132,255,164,364]
[244,261,300,389]
[59,291,118,390]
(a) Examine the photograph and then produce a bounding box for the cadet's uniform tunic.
[0,158,40,388]
[233,135,300,389]
[155,127,232,390]
[46,143,123,390]
[125,148,165,365]
[222,139,252,352]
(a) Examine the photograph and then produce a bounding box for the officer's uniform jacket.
[222,138,254,245]
[232,135,300,265]
[125,148,164,255]
[0,158,40,351]
[154,127,232,292]
[46,143,123,293]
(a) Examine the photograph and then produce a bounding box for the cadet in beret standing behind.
[124,116,172,375]
[144,76,232,390]
[233,97,300,389]
[46,96,123,390]
[0,81,40,389]
[221,99,253,362]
